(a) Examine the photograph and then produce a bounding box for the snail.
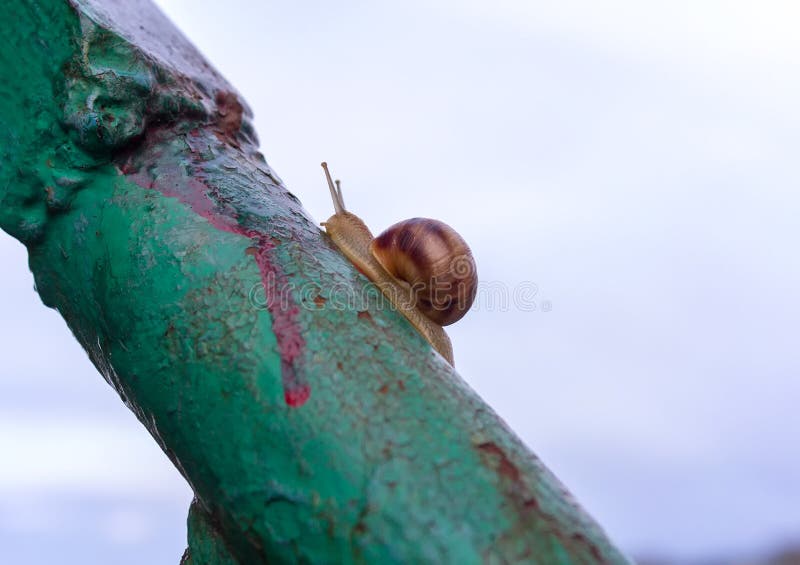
[320,162,477,365]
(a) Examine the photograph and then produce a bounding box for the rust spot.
[477,441,521,482]
[357,310,372,321]
[313,295,326,307]
[119,159,136,174]
[474,441,609,562]
[245,246,259,256]
[397,380,405,391]
[572,533,604,563]
[215,90,243,142]
[378,384,390,394]
[523,497,540,511]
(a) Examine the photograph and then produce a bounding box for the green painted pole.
[0,1,631,563]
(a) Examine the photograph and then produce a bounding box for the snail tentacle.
[321,161,345,214]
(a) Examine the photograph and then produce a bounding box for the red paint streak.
[247,244,309,407]
[284,382,311,407]
[124,150,310,407]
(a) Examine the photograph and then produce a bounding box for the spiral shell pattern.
[370,218,477,326]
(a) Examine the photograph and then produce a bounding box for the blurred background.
[2,1,799,563]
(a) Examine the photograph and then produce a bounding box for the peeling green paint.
[0,1,631,563]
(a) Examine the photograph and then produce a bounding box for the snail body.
[320,162,477,366]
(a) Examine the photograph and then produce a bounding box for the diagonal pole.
[0,1,631,563]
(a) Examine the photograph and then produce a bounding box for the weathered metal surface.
[0,1,631,563]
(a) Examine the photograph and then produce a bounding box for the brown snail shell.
[370,218,478,326]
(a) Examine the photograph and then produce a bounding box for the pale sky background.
[2,1,800,563]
